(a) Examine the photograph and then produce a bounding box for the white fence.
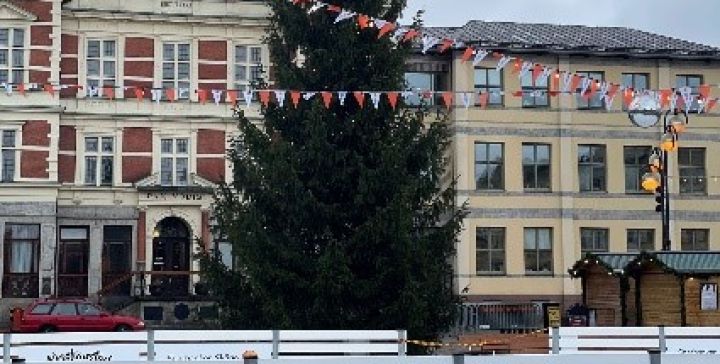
[1,330,406,363]
[550,326,720,354]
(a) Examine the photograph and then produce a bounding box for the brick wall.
[198,40,227,91]
[196,129,225,154]
[20,151,49,178]
[22,121,50,146]
[122,127,153,183]
[125,37,154,58]
[61,33,79,98]
[122,157,152,183]
[123,128,152,153]
[197,158,225,183]
[58,126,76,183]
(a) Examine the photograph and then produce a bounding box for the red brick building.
[0,0,269,326]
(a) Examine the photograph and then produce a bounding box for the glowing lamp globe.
[648,153,662,171]
[670,114,687,134]
[659,133,677,152]
[641,173,661,192]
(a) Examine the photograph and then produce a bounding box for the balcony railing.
[456,302,545,332]
[98,271,205,299]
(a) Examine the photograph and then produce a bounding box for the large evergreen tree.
[200,0,466,341]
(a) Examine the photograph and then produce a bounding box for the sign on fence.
[5,330,406,362]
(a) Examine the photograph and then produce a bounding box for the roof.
[570,252,720,277]
[425,20,720,58]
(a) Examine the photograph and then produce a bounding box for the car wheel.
[115,324,131,332]
[40,325,57,333]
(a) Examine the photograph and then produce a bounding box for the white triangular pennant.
[369,92,382,109]
[87,86,99,98]
[679,86,694,112]
[518,61,533,80]
[472,49,490,67]
[243,88,254,107]
[580,77,592,96]
[374,19,388,29]
[211,89,223,105]
[3,83,12,95]
[540,67,553,80]
[308,2,326,14]
[334,10,356,24]
[178,88,189,100]
[151,89,163,103]
[274,90,286,107]
[561,72,574,93]
[604,94,616,111]
[495,56,512,72]
[421,35,441,54]
[338,91,348,105]
[303,92,316,100]
[460,92,473,109]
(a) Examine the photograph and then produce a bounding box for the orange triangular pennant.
[353,91,365,108]
[551,72,560,93]
[511,58,522,75]
[165,88,176,102]
[321,91,333,108]
[403,29,419,42]
[259,90,271,107]
[623,89,634,108]
[227,90,238,104]
[438,39,453,54]
[570,75,582,92]
[17,83,25,96]
[478,93,489,109]
[378,22,396,39]
[461,47,474,63]
[531,64,543,84]
[327,5,341,12]
[699,84,711,100]
[290,91,301,108]
[197,89,208,104]
[44,84,55,97]
[386,92,399,110]
[103,86,115,100]
[706,98,718,113]
[607,84,620,99]
[660,89,672,109]
[512,91,523,97]
[441,92,453,110]
[358,15,370,29]
[134,87,144,102]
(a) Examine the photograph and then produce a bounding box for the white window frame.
[162,42,191,100]
[1,128,19,183]
[160,137,190,186]
[85,39,117,94]
[233,44,263,90]
[83,136,115,186]
[0,26,28,85]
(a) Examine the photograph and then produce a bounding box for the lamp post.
[629,94,688,251]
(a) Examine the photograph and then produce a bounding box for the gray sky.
[403,0,720,47]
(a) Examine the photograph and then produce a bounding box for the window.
[622,73,649,110]
[78,303,101,316]
[522,144,551,191]
[676,75,703,112]
[84,137,114,186]
[627,229,655,252]
[0,28,25,84]
[2,224,40,298]
[51,303,77,316]
[624,146,651,193]
[102,226,132,295]
[86,40,116,92]
[576,71,604,109]
[162,42,190,100]
[474,142,503,190]
[30,303,52,315]
[474,68,503,106]
[404,72,446,106]
[681,229,709,251]
[57,227,89,297]
[581,228,609,255]
[679,148,706,194]
[521,72,549,107]
[524,228,553,274]
[160,138,190,186]
[2,130,16,182]
[476,228,505,274]
[234,45,263,90]
[578,145,606,192]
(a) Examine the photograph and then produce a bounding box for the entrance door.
[102,226,132,296]
[57,227,89,297]
[151,217,190,296]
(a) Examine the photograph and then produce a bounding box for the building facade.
[0,0,269,326]
[415,22,720,312]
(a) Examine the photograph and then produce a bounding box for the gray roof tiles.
[426,20,720,56]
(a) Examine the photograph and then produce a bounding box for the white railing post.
[398,330,406,356]
[551,327,560,354]
[272,330,279,359]
[147,329,155,362]
[3,333,10,364]
[658,326,666,352]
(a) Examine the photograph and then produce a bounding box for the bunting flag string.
[2,81,719,114]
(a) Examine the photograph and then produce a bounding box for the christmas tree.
[200,0,467,342]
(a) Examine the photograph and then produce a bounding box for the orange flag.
[134,87,144,102]
[103,86,115,100]
[357,15,370,29]
[531,64,543,84]
[378,22,396,39]
[402,29,419,42]
[551,72,560,92]
[660,89,672,109]
[623,89,634,108]
[17,83,25,96]
[165,88,176,102]
[570,75,582,92]
[676,95,686,111]
[461,47,474,63]
[327,5,341,12]
[441,92,453,110]
[607,84,620,99]
[478,93,489,109]
[386,92,399,110]
[290,91,301,108]
[512,91,523,97]
[197,89,208,104]
[227,90,238,104]
[438,39,454,54]
[699,84,711,100]
[259,90,271,107]
[44,84,55,97]
[321,91,333,108]
[353,91,365,108]
[706,98,718,113]
[511,58,522,75]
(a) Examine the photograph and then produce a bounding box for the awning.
[570,251,720,278]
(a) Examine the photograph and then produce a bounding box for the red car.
[11,299,145,333]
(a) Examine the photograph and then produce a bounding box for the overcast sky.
[403,0,720,47]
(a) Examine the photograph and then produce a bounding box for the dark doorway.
[151,217,190,296]
[57,226,89,297]
[102,226,132,296]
